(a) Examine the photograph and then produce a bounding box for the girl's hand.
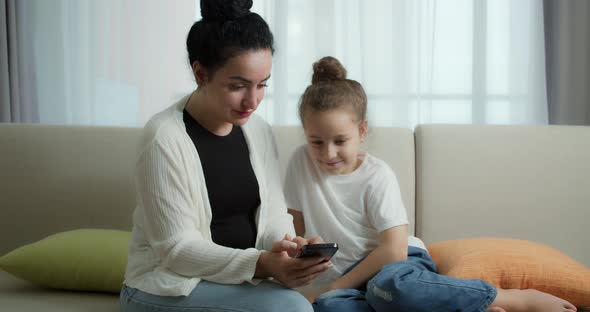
[255,237,332,288]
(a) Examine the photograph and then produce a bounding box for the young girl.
[284,56,577,312]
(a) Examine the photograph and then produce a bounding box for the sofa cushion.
[0,229,130,293]
[428,238,590,307]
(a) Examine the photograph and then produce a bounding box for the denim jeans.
[313,246,497,312]
[120,279,313,312]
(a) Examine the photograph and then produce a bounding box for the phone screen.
[296,243,338,260]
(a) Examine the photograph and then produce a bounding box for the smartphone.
[296,243,338,260]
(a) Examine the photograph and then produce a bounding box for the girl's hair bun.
[200,0,253,22]
[311,56,347,84]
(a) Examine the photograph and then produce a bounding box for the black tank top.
[183,109,259,249]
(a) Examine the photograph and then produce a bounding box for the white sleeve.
[258,124,296,250]
[365,166,409,233]
[136,137,260,284]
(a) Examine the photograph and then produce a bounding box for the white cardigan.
[124,94,295,296]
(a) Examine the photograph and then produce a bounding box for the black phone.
[296,243,338,260]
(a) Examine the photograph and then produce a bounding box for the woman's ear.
[192,62,208,86]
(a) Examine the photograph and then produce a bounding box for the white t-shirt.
[284,145,425,286]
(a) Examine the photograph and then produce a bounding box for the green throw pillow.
[0,229,130,293]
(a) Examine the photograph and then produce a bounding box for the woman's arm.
[330,225,408,290]
[136,137,261,284]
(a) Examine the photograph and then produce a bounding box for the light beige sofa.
[1,123,589,311]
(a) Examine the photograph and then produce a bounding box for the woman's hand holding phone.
[254,234,332,288]
[286,234,339,261]
[285,234,323,257]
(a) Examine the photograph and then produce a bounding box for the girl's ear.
[192,62,208,86]
[359,120,368,141]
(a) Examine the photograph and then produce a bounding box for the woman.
[119,1,330,311]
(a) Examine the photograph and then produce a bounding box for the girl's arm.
[288,208,306,237]
[258,122,296,249]
[329,224,408,290]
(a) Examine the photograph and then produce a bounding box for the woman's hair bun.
[200,0,253,22]
[311,56,347,84]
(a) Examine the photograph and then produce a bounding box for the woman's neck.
[185,90,233,136]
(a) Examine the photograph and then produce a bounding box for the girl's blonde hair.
[298,56,367,125]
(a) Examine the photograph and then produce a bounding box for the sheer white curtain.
[29,0,196,126]
[28,0,546,128]
[249,0,548,128]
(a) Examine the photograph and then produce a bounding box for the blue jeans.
[120,280,313,312]
[313,246,497,312]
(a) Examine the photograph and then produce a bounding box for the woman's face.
[199,49,272,130]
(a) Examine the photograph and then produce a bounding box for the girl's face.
[196,49,272,132]
[303,109,367,175]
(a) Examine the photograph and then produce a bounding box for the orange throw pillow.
[427,238,590,307]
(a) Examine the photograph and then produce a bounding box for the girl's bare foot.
[491,288,577,312]
[486,307,506,312]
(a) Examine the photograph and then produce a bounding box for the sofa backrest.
[0,124,141,255]
[4,123,587,266]
[415,124,590,267]
[0,123,416,255]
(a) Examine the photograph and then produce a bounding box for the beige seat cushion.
[0,271,118,312]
